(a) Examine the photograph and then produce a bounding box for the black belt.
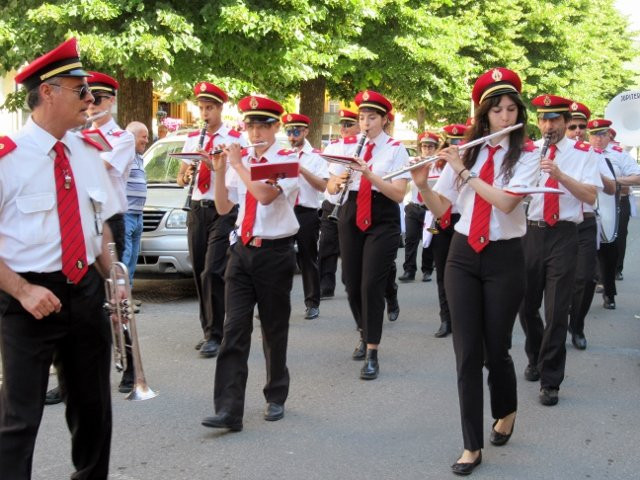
[21,266,97,285]
[583,212,596,219]
[527,220,576,228]
[294,205,318,213]
[244,236,294,249]
[192,199,216,208]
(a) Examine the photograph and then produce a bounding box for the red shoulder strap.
[0,136,17,158]
[228,129,241,138]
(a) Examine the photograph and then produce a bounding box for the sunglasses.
[567,124,587,131]
[285,128,302,137]
[92,95,112,106]
[49,83,91,99]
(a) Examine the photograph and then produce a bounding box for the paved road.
[27,196,640,479]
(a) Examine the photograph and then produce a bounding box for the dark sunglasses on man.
[49,83,91,100]
[567,124,587,131]
[285,127,303,137]
[92,95,112,106]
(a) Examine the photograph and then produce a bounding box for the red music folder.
[319,153,361,167]
[81,129,113,152]
[250,161,299,181]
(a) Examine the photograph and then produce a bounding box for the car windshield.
[144,141,185,183]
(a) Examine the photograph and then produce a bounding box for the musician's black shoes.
[44,386,62,405]
[200,339,220,358]
[434,320,451,338]
[387,297,400,322]
[490,418,515,446]
[524,364,540,382]
[360,349,379,380]
[304,307,319,320]
[615,271,623,281]
[603,295,616,310]
[539,388,559,406]
[264,403,285,421]
[422,271,432,282]
[195,338,206,350]
[202,412,243,431]
[451,451,482,476]
[352,339,366,360]
[398,271,415,282]
[118,378,133,394]
[571,333,587,350]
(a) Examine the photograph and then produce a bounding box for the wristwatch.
[463,170,478,185]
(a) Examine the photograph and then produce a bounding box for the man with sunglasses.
[318,109,359,299]
[283,113,328,319]
[0,38,119,479]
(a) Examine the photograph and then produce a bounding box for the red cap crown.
[15,37,89,90]
[338,109,358,123]
[587,118,612,134]
[238,95,284,123]
[471,68,522,105]
[194,82,228,104]
[569,101,591,121]
[442,124,467,138]
[387,111,395,122]
[282,113,310,127]
[354,90,393,114]
[418,131,440,144]
[88,71,119,95]
[531,94,572,118]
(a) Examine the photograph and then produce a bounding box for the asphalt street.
[24,195,640,479]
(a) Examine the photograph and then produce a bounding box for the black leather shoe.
[603,295,616,310]
[434,321,451,338]
[490,418,515,446]
[615,271,623,281]
[524,364,540,382]
[264,402,285,421]
[320,290,334,299]
[572,333,587,350]
[44,386,62,405]
[451,451,482,476]
[387,297,399,322]
[360,349,379,380]
[304,306,319,320]
[118,376,134,394]
[202,412,243,431]
[422,271,432,282]
[595,284,604,294]
[200,339,220,358]
[398,271,415,282]
[539,387,559,406]
[195,338,206,350]
[352,339,366,360]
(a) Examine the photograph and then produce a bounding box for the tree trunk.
[299,77,326,149]
[115,75,153,134]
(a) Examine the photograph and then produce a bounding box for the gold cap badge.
[250,96,258,109]
[491,69,502,81]
[543,95,552,106]
[362,91,370,101]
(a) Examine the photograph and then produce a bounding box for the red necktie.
[197,135,215,193]
[356,142,375,231]
[53,142,88,284]
[417,191,423,203]
[241,157,267,245]
[543,144,559,226]
[468,144,501,253]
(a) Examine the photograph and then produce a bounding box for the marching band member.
[318,109,359,299]
[587,118,640,308]
[442,123,467,147]
[0,38,118,479]
[283,113,328,320]
[202,95,299,430]
[412,68,538,475]
[176,82,245,358]
[399,132,437,283]
[519,95,601,406]
[327,90,410,380]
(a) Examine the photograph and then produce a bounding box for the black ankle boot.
[352,339,366,360]
[360,349,379,380]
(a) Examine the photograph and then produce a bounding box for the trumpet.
[328,132,368,221]
[383,123,524,180]
[104,243,157,401]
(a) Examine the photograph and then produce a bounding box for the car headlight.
[165,209,187,229]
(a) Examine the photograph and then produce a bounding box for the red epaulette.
[522,139,537,152]
[278,148,296,156]
[241,148,249,157]
[228,129,241,138]
[312,148,322,154]
[187,131,200,138]
[593,147,603,154]
[344,136,358,144]
[330,138,340,144]
[574,141,591,152]
[80,135,104,151]
[612,145,623,153]
[0,136,17,158]
[392,140,402,147]
[109,130,125,137]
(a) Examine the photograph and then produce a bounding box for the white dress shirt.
[97,118,136,214]
[527,137,602,223]
[296,139,329,209]
[434,137,539,240]
[0,117,119,272]
[322,136,359,203]
[225,142,300,239]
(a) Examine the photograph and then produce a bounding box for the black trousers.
[318,200,340,295]
[385,259,398,302]
[569,217,598,335]
[338,191,400,344]
[214,239,296,417]
[598,242,618,298]
[445,233,524,451]
[0,268,112,480]
[294,206,321,308]
[402,203,434,275]
[431,214,461,323]
[616,195,631,274]
[187,202,237,343]
[106,213,125,260]
[519,222,577,390]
